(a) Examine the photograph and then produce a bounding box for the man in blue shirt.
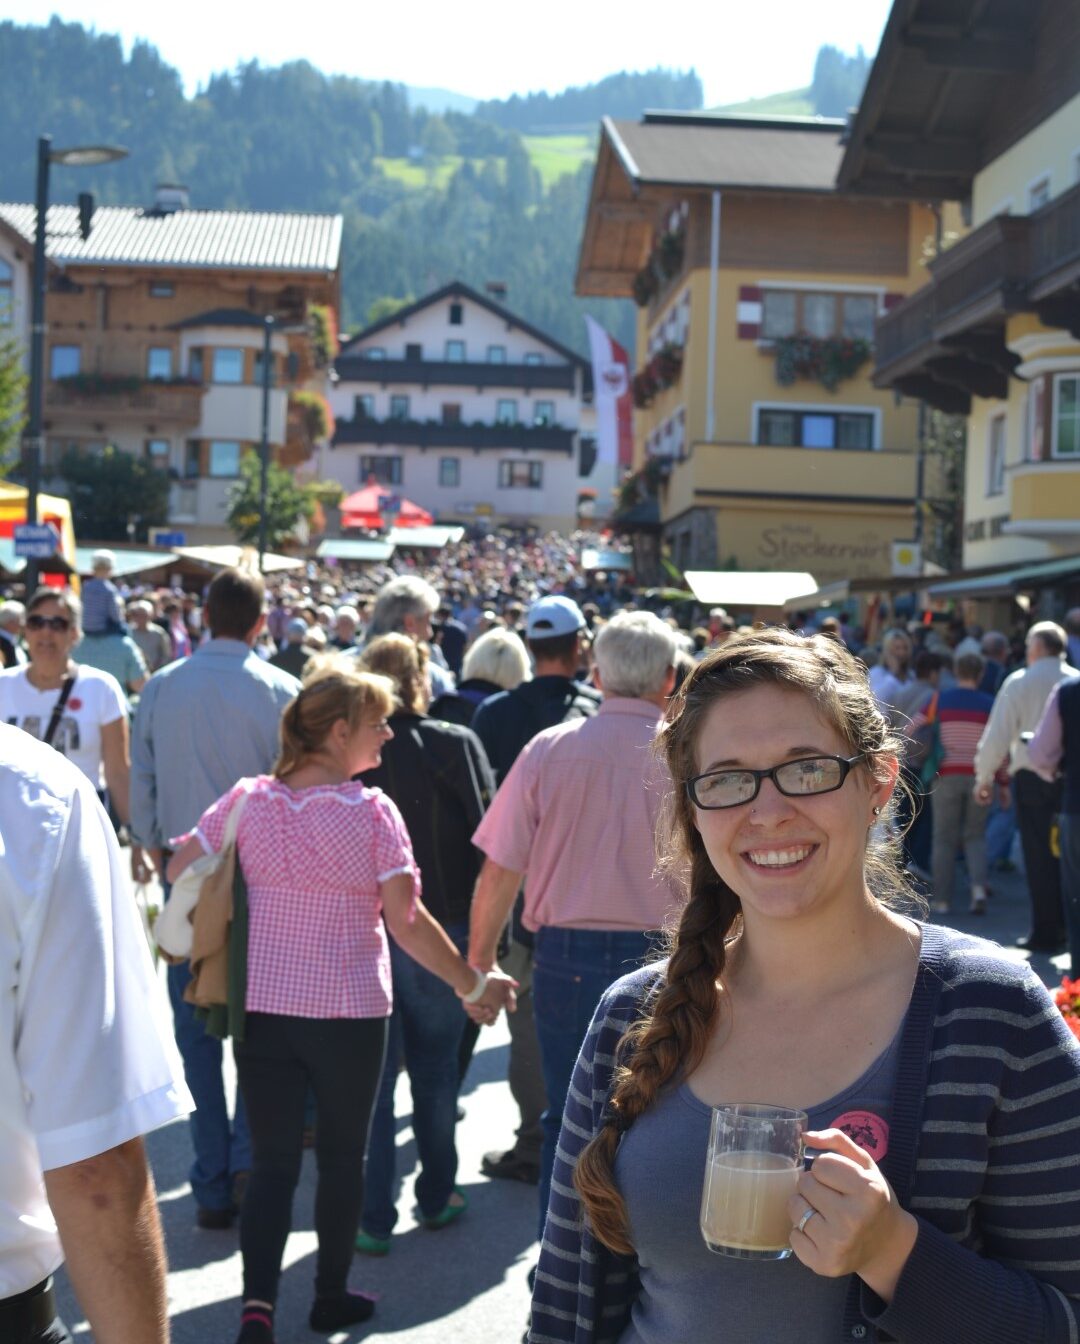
[132,567,300,1229]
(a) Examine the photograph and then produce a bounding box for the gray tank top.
[613,1024,903,1344]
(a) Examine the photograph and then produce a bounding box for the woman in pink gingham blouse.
[167,659,516,1344]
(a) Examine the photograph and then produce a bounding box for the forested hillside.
[474,68,702,131]
[0,20,867,357]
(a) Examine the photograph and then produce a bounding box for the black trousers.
[0,1280,71,1344]
[1013,768,1066,943]
[234,1013,387,1304]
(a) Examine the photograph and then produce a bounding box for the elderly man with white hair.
[0,600,26,668]
[359,574,454,696]
[468,609,684,1235]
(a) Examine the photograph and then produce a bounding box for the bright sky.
[7,1,893,106]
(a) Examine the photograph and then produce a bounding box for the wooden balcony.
[929,215,1029,338]
[45,378,204,427]
[334,356,577,392]
[1028,181,1080,336]
[333,416,576,454]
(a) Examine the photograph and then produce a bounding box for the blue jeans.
[1060,814,1080,979]
[533,926,657,1238]
[986,780,1017,866]
[167,960,252,1210]
[361,923,468,1237]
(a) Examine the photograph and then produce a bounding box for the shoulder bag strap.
[42,674,76,748]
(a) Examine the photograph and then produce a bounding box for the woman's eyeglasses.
[687,754,865,810]
[26,614,71,632]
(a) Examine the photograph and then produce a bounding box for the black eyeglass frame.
[686,753,866,810]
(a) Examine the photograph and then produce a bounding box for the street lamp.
[23,135,128,590]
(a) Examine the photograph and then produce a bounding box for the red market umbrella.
[339,481,434,531]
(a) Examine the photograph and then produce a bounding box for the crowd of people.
[2,527,1080,1344]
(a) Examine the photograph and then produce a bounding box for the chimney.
[485,280,508,300]
[152,183,190,215]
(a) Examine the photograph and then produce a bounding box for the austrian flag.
[585,315,634,468]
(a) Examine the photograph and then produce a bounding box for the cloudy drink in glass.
[700,1104,806,1259]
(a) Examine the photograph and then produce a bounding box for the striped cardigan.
[529,923,1080,1344]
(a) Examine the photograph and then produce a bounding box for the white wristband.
[460,967,489,1004]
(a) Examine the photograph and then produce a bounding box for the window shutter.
[737,285,762,339]
[1031,375,1049,460]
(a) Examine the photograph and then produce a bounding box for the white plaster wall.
[349,293,567,364]
[329,381,579,428]
[0,232,31,363]
[972,92,1080,223]
[199,384,287,444]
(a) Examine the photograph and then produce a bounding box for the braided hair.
[573,628,909,1253]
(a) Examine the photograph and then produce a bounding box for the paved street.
[55,854,1068,1342]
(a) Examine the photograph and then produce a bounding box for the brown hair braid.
[573,628,910,1253]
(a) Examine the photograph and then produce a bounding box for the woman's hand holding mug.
[787,1128,918,1304]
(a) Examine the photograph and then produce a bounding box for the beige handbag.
[154,791,249,962]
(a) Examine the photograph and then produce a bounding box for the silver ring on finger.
[796,1205,819,1234]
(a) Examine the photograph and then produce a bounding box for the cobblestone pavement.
[55,850,1068,1342]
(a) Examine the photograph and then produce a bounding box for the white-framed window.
[211,348,244,384]
[499,460,542,488]
[487,344,507,363]
[445,340,465,362]
[364,347,386,360]
[1028,176,1051,212]
[0,257,12,326]
[756,406,876,450]
[533,400,555,426]
[1053,373,1080,457]
[188,348,204,382]
[149,281,174,298]
[759,289,878,342]
[389,394,410,420]
[208,440,242,477]
[360,454,402,485]
[253,351,275,387]
[496,398,518,425]
[354,394,375,420]
[987,414,1006,495]
[147,346,173,381]
[50,345,80,379]
[524,352,544,366]
[183,440,200,478]
[439,456,460,487]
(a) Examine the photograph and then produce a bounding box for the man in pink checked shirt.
[468,609,684,1237]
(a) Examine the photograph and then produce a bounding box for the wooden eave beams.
[902,32,1035,73]
[864,134,979,176]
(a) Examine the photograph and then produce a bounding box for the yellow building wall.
[972,92,1080,225]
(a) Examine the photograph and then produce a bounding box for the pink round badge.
[831,1110,889,1161]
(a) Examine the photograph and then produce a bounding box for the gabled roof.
[338,280,588,368]
[0,203,342,273]
[605,112,847,193]
[838,0,1069,199]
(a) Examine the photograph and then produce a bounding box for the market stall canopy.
[685,571,818,611]
[339,485,434,531]
[926,553,1080,599]
[316,539,396,564]
[173,545,304,574]
[74,547,179,578]
[386,525,464,549]
[580,548,633,572]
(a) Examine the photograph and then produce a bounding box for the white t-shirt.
[0,725,192,1297]
[0,664,127,787]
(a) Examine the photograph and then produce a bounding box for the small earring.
[872,806,882,817]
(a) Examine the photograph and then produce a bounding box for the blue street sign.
[152,531,187,547]
[13,523,60,559]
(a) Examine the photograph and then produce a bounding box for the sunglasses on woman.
[687,753,865,809]
[26,614,72,632]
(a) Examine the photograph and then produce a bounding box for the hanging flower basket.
[632,268,658,308]
[774,335,872,392]
[658,230,684,278]
[631,342,684,407]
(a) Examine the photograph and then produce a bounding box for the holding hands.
[460,966,519,1027]
[788,1128,918,1304]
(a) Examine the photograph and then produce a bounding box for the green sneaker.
[354,1229,390,1256]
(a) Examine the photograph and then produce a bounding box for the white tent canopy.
[684,571,818,611]
[174,545,304,574]
[386,526,465,549]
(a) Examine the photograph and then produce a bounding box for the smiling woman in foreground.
[529,628,1080,1344]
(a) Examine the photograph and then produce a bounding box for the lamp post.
[257,316,274,571]
[23,135,127,591]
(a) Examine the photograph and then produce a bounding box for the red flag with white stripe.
[585,316,633,468]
